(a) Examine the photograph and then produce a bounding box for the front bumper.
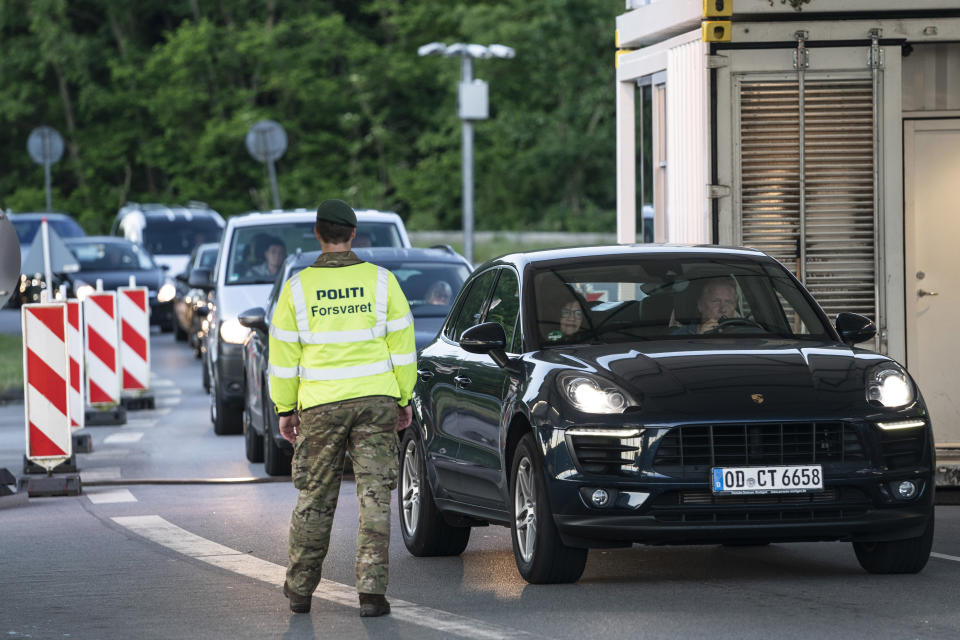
[538,420,936,548]
[215,340,245,402]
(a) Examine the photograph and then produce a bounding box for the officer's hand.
[279,414,300,443]
[396,404,412,431]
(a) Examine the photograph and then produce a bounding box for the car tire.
[398,429,470,557]
[510,433,588,584]
[853,512,934,574]
[212,387,242,435]
[174,322,188,342]
[264,426,291,476]
[243,410,264,463]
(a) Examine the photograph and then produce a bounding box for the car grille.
[649,486,871,523]
[653,422,866,478]
[879,427,926,470]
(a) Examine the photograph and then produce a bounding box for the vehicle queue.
[6,200,938,587]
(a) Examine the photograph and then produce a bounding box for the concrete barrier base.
[121,394,155,411]
[18,474,81,497]
[73,432,93,453]
[85,405,127,426]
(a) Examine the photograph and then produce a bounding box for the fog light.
[591,489,610,507]
[897,480,917,500]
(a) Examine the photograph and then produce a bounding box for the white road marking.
[156,397,181,407]
[104,432,144,444]
[80,467,122,482]
[931,552,960,563]
[125,419,158,429]
[154,387,182,396]
[81,447,132,459]
[150,378,175,387]
[87,488,137,504]
[113,515,541,640]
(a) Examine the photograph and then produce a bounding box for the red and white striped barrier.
[118,286,150,393]
[22,303,72,470]
[84,292,121,407]
[66,299,85,429]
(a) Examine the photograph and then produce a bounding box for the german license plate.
[712,465,823,495]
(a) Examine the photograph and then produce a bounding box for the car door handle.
[917,289,939,297]
[454,376,472,387]
[417,369,434,381]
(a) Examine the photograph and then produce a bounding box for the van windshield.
[143,218,223,256]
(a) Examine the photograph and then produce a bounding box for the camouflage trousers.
[286,395,399,596]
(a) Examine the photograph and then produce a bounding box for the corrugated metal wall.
[666,39,710,243]
[736,76,878,321]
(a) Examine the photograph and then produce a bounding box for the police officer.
[269,199,415,616]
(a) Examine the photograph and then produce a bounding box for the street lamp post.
[418,42,515,265]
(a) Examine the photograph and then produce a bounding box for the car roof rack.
[429,244,457,255]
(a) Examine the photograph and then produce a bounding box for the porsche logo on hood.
[751,393,765,404]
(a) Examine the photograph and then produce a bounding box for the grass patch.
[0,334,23,393]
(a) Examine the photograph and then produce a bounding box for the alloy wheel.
[401,439,421,534]
[514,456,537,563]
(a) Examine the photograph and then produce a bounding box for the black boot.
[283,582,312,613]
[358,593,390,617]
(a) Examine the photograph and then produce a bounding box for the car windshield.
[272,260,469,318]
[143,217,223,256]
[12,217,85,245]
[68,241,156,271]
[532,255,833,347]
[226,221,405,285]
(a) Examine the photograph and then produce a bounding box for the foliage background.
[0,0,621,234]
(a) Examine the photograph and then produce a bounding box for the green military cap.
[315,199,357,227]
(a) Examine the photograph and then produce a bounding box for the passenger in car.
[671,277,739,334]
[424,280,452,305]
[544,294,588,343]
[248,235,287,278]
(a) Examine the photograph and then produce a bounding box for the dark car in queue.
[401,245,935,584]
[173,242,219,351]
[7,212,86,306]
[238,246,472,475]
[64,236,176,331]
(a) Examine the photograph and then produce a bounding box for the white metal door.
[904,119,960,445]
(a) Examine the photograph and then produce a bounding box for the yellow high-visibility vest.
[268,259,416,413]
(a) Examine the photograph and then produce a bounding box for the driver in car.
[673,277,739,334]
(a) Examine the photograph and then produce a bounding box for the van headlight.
[557,374,636,414]
[866,363,915,408]
[219,318,250,344]
[157,281,176,303]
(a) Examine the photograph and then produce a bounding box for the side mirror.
[188,268,213,290]
[836,312,876,346]
[195,306,210,318]
[460,322,515,370]
[238,306,268,333]
[161,264,170,271]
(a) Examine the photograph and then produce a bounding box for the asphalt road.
[1,333,959,639]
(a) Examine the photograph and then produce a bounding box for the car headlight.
[219,317,250,344]
[74,280,94,301]
[157,281,177,303]
[557,374,636,414]
[866,363,915,408]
